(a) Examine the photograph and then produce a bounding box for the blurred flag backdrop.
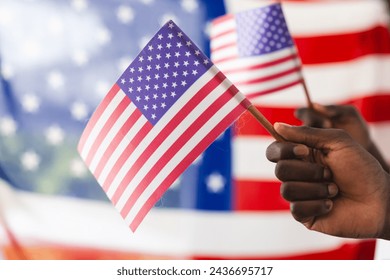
[0,0,389,259]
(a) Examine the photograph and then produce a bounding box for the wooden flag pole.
[247,105,285,142]
[302,79,314,109]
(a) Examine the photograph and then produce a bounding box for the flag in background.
[0,0,390,260]
[227,0,390,259]
[78,20,250,232]
[210,2,303,98]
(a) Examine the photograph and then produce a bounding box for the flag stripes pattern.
[78,21,250,231]
[210,3,303,98]
[225,0,390,259]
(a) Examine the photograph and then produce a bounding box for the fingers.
[266,141,310,162]
[281,181,338,201]
[275,160,332,182]
[273,122,351,150]
[296,103,361,127]
[295,107,332,128]
[281,181,337,226]
[290,200,333,226]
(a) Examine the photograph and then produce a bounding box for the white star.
[72,49,89,66]
[21,94,40,113]
[95,81,110,97]
[181,0,199,13]
[47,71,65,90]
[139,0,154,4]
[117,5,135,24]
[45,125,65,146]
[96,27,111,45]
[20,151,40,171]
[1,64,14,80]
[70,101,88,121]
[22,39,42,59]
[206,172,225,193]
[71,0,88,12]
[160,14,179,26]
[0,117,17,136]
[70,158,88,178]
[48,16,64,36]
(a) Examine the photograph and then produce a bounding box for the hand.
[266,123,390,240]
[296,103,389,172]
[296,103,370,148]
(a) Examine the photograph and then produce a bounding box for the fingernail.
[274,122,291,131]
[327,183,338,197]
[323,168,332,180]
[322,120,332,128]
[324,200,333,211]
[293,145,309,157]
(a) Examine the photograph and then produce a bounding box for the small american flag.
[78,20,251,232]
[210,3,303,98]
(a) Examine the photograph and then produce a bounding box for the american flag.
[1,0,389,260]
[210,3,303,98]
[78,20,250,231]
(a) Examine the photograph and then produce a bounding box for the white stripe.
[214,47,298,72]
[114,74,233,206]
[0,181,361,257]
[80,93,126,159]
[210,45,238,63]
[224,58,300,84]
[106,66,219,197]
[250,55,390,107]
[237,71,302,96]
[96,103,147,182]
[225,0,389,36]
[232,123,390,182]
[124,91,246,225]
[114,74,231,206]
[210,17,236,39]
[88,103,137,172]
[369,122,390,163]
[233,136,276,180]
[210,32,237,51]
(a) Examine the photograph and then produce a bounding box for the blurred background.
[1,0,390,259]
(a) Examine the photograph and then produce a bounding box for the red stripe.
[211,26,390,65]
[234,180,288,211]
[245,79,303,99]
[93,108,142,179]
[84,97,130,165]
[11,239,374,260]
[102,121,152,192]
[193,240,376,260]
[121,85,239,219]
[110,72,226,204]
[235,94,390,137]
[78,84,120,153]
[211,40,236,54]
[235,66,301,86]
[130,100,248,231]
[295,26,390,64]
[222,54,298,74]
[211,14,234,29]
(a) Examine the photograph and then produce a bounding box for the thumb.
[274,122,350,150]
